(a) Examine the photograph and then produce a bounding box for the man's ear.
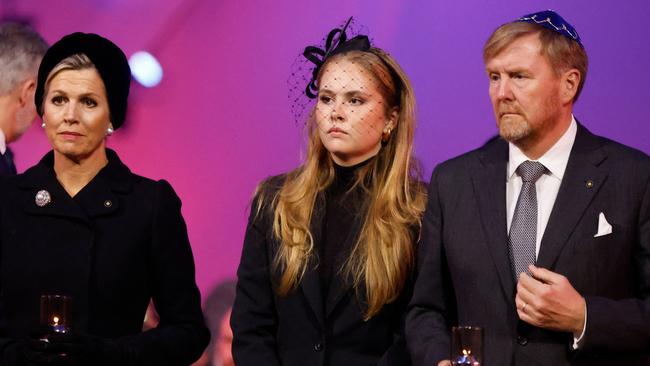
[561,69,581,104]
[18,78,37,107]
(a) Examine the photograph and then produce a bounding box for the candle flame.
[462,349,471,356]
[52,316,59,325]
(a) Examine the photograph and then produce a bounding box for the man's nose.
[496,77,514,100]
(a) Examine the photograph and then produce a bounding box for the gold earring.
[381,126,392,146]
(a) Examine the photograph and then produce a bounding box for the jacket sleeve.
[580,161,650,353]
[113,180,210,365]
[405,167,456,366]
[231,189,282,366]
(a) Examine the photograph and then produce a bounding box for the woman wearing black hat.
[0,33,209,365]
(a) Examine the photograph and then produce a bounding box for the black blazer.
[0,148,16,176]
[231,177,413,366]
[406,124,650,366]
[0,149,209,365]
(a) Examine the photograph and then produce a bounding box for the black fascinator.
[288,17,371,124]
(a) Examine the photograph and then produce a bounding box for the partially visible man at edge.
[0,22,47,175]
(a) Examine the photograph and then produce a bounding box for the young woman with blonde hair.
[232,19,426,366]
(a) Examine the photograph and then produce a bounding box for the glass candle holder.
[40,295,72,334]
[451,326,483,365]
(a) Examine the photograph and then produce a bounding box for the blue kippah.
[518,10,582,47]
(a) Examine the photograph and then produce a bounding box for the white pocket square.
[594,212,613,237]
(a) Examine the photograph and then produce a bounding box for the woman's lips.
[328,127,347,135]
[59,131,83,140]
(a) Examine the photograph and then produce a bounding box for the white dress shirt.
[505,116,585,347]
[0,129,6,155]
[506,117,577,257]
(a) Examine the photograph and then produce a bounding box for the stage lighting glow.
[129,51,163,87]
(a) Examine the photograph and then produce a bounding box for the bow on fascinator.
[303,17,371,99]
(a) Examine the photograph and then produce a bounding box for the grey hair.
[0,22,48,95]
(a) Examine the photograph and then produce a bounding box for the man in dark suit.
[0,22,47,175]
[406,10,650,366]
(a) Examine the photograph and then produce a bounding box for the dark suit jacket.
[0,148,17,176]
[406,124,650,366]
[0,149,209,365]
[231,177,413,366]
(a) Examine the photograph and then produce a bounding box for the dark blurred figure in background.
[0,22,47,175]
[202,280,236,366]
[144,280,236,366]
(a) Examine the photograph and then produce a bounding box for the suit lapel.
[472,138,516,301]
[299,191,364,321]
[299,196,325,327]
[536,124,608,268]
[325,274,351,318]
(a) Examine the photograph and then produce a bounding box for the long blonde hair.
[257,48,425,319]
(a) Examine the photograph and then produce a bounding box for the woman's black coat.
[231,176,413,366]
[0,150,209,365]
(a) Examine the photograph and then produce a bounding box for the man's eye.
[489,74,500,82]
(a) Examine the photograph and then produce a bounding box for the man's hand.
[515,264,585,334]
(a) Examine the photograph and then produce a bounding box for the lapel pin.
[104,200,112,208]
[35,190,52,207]
[585,180,594,189]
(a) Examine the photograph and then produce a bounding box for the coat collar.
[17,149,133,222]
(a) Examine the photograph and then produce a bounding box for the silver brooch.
[35,190,52,207]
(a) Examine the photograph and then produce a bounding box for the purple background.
[3,0,649,296]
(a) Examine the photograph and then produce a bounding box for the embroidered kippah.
[518,10,582,47]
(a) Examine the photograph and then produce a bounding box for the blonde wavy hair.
[257,48,426,319]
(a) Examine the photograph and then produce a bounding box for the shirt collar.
[0,129,6,155]
[508,115,577,181]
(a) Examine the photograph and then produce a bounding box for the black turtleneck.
[318,158,372,301]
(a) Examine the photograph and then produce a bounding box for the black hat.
[34,32,131,129]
